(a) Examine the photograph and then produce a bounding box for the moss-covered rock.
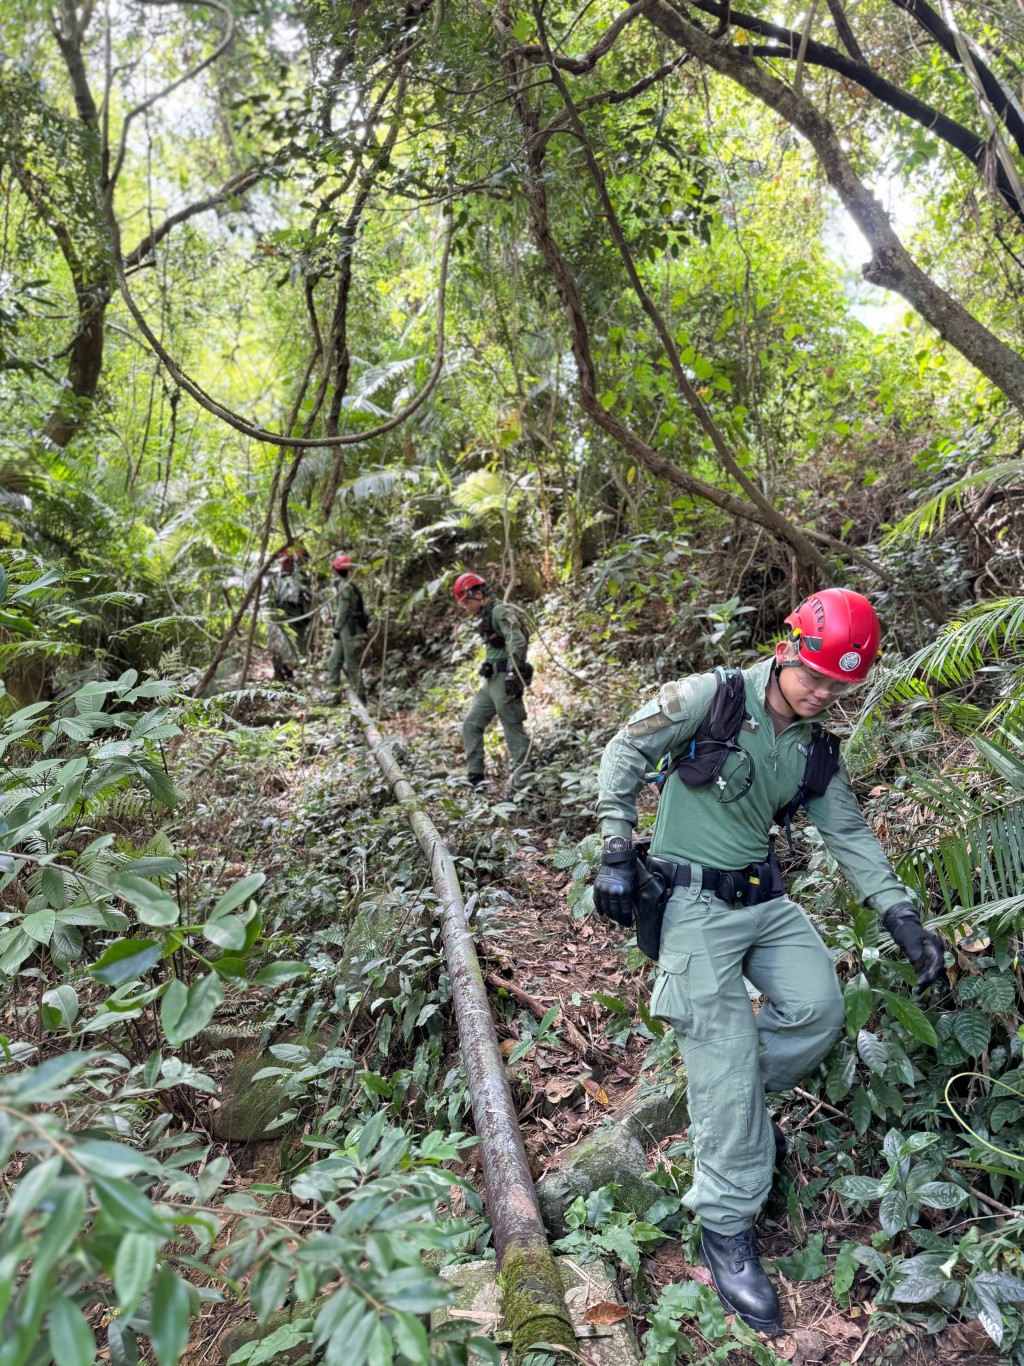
[535,1082,689,1235]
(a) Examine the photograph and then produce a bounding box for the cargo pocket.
[649,949,693,1036]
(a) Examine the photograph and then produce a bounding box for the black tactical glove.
[479,661,494,679]
[332,629,341,639]
[883,901,947,995]
[593,837,637,927]
[505,668,524,699]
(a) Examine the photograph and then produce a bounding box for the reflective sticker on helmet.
[838,651,862,672]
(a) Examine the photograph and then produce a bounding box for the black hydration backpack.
[477,601,529,653]
[348,583,370,633]
[666,668,841,841]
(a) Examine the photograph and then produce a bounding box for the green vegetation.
[3,0,1024,1361]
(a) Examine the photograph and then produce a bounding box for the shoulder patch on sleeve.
[625,697,673,738]
[658,680,689,720]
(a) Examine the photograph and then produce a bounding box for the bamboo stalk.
[347,691,576,1361]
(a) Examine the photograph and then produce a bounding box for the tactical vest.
[667,667,841,839]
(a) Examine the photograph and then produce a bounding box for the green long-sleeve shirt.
[479,601,527,667]
[597,659,912,913]
[332,579,362,634]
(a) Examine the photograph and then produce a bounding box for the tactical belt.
[669,858,782,908]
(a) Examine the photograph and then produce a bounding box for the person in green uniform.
[453,572,532,788]
[326,553,369,698]
[267,546,312,681]
[593,589,945,1337]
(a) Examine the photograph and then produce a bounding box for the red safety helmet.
[784,588,881,684]
[332,553,353,572]
[453,571,486,602]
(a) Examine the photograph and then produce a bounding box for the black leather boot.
[700,1226,782,1335]
[771,1118,787,1169]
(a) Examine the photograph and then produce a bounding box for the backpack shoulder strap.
[774,723,842,851]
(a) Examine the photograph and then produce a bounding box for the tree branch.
[529,0,831,575]
[646,0,1024,411]
[678,0,1024,222]
[123,167,264,268]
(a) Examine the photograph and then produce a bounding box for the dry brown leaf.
[583,1301,631,1326]
[684,1265,714,1287]
[498,1038,516,1057]
[943,1320,993,1352]
[953,922,991,951]
[772,1334,797,1360]
[544,1078,577,1104]
[815,1314,862,1340]
[579,1077,609,1105]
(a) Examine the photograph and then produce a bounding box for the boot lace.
[725,1228,757,1270]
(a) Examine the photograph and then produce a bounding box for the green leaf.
[202,915,248,951]
[773,1233,827,1281]
[358,1108,388,1162]
[112,874,180,927]
[41,984,79,1030]
[843,974,872,1032]
[13,1052,93,1101]
[47,1296,96,1366]
[850,1085,872,1134]
[114,1233,159,1316]
[160,972,224,1047]
[953,1009,991,1057]
[93,1173,175,1236]
[391,1311,427,1360]
[74,1140,161,1178]
[22,908,57,944]
[832,1175,882,1203]
[212,873,265,917]
[251,1260,292,1324]
[912,1181,968,1209]
[90,938,163,985]
[878,990,937,1046]
[150,1265,194,1366]
[977,975,1016,1012]
[252,961,310,988]
[378,1265,452,1315]
[892,1270,948,1303]
[856,1029,889,1073]
[973,1271,1024,1303]
[108,1320,140,1366]
[879,1187,911,1234]
[832,1240,860,1300]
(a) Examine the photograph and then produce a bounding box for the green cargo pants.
[462,673,532,783]
[650,873,844,1235]
[326,626,366,692]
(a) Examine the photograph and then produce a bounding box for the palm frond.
[891,457,1023,538]
[858,599,1024,726]
[898,794,1024,918]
